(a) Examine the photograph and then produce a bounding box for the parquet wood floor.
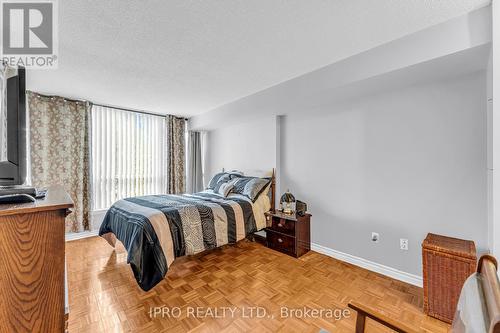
[66,236,449,333]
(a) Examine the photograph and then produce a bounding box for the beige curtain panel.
[28,91,91,233]
[186,131,203,193]
[166,115,186,194]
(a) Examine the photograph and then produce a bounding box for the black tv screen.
[0,66,27,186]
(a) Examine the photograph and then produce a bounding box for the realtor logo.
[1,0,58,68]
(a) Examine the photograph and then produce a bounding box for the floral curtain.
[28,91,91,232]
[166,115,185,194]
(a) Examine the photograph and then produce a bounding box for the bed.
[99,169,275,291]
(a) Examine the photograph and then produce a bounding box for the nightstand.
[265,211,311,258]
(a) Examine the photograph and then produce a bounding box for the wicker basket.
[422,233,477,323]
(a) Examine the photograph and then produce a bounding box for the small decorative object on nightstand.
[265,211,311,258]
[280,189,296,215]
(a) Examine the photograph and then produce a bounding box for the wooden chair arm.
[348,302,421,333]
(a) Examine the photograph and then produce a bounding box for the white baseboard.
[65,210,107,242]
[311,243,423,287]
[65,230,99,242]
[90,209,107,230]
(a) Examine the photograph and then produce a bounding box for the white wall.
[203,72,487,278]
[280,72,487,276]
[205,116,277,184]
[193,8,491,281]
[490,0,500,260]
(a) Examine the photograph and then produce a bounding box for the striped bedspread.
[99,192,259,291]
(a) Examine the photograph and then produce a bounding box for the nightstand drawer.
[268,217,295,236]
[266,230,295,256]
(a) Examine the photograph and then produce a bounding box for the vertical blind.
[91,105,166,210]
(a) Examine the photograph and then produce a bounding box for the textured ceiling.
[27,0,490,117]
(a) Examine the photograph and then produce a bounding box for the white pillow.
[214,179,236,197]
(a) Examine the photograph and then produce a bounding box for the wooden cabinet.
[0,186,73,333]
[265,211,311,258]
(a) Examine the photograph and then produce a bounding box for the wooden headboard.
[222,167,276,212]
[270,168,276,212]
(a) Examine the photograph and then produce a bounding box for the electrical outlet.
[371,232,379,243]
[400,238,409,251]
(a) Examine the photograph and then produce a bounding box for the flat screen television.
[0,66,27,187]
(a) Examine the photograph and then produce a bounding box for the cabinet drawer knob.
[277,238,283,243]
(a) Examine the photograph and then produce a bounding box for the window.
[91,105,166,210]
